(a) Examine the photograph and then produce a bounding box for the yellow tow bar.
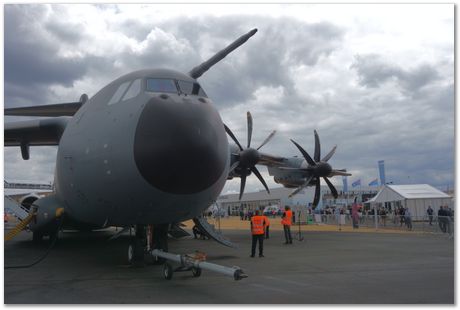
[5,208,65,242]
[5,212,36,241]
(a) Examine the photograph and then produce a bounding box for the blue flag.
[352,179,361,187]
[368,178,379,186]
[342,176,348,193]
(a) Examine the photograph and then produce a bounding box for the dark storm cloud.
[4,4,454,193]
[316,82,454,187]
[44,18,84,44]
[351,54,440,93]
[196,17,344,106]
[4,4,89,105]
[105,15,344,106]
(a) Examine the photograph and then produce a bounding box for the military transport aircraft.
[5,28,350,264]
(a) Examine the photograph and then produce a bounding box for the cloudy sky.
[4,4,454,195]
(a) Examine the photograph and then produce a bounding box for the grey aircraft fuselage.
[6,28,349,232]
[268,157,310,188]
[55,68,229,227]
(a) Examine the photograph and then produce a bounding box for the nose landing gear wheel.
[127,244,134,264]
[191,267,201,277]
[163,263,173,280]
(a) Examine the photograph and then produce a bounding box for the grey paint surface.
[4,227,454,304]
[52,68,229,227]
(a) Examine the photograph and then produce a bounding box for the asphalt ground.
[4,219,454,304]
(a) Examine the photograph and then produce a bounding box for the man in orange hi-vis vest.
[281,206,293,244]
[263,213,270,239]
[250,210,266,257]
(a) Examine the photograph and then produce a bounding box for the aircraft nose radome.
[134,98,228,194]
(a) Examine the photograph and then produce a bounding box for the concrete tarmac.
[4,224,454,304]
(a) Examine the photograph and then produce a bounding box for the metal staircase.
[4,195,29,220]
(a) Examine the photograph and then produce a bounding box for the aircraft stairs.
[4,196,35,241]
[4,195,29,220]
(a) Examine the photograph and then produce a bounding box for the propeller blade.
[322,145,337,162]
[313,130,321,162]
[323,177,338,198]
[250,166,270,194]
[247,111,253,148]
[329,169,352,177]
[229,161,240,174]
[239,174,247,200]
[289,175,314,197]
[290,139,316,166]
[224,124,244,151]
[312,178,321,208]
[257,130,276,150]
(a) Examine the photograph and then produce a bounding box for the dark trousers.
[283,225,292,243]
[439,218,447,233]
[265,226,270,239]
[251,234,264,256]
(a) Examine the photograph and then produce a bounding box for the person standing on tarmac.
[281,206,293,244]
[427,206,434,226]
[250,210,266,257]
[263,213,270,239]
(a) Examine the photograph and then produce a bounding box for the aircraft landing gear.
[128,225,146,267]
[127,224,169,266]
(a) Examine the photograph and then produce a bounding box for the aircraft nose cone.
[134,98,228,194]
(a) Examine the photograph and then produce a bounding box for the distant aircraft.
[266,130,351,206]
[5,28,350,264]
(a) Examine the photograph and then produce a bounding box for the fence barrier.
[294,214,454,236]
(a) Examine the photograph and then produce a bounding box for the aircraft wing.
[5,94,88,117]
[5,118,69,159]
[5,102,83,117]
[257,152,287,166]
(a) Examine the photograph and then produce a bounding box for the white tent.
[366,184,452,218]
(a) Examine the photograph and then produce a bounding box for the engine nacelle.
[273,176,306,188]
[19,193,42,211]
[28,195,64,233]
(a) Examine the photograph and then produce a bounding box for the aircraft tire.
[191,267,201,278]
[163,263,173,280]
[127,244,134,264]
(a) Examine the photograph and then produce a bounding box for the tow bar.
[150,249,248,281]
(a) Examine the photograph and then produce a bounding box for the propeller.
[289,130,351,208]
[224,112,276,200]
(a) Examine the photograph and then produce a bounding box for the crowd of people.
[193,203,454,258]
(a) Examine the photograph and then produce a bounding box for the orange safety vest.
[263,215,270,227]
[281,210,292,226]
[251,215,265,235]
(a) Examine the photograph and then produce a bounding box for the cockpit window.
[146,79,178,94]
[122,79,141,101]
[108,81,130,105]
[107,79,142,106]
[177,80,208,97]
